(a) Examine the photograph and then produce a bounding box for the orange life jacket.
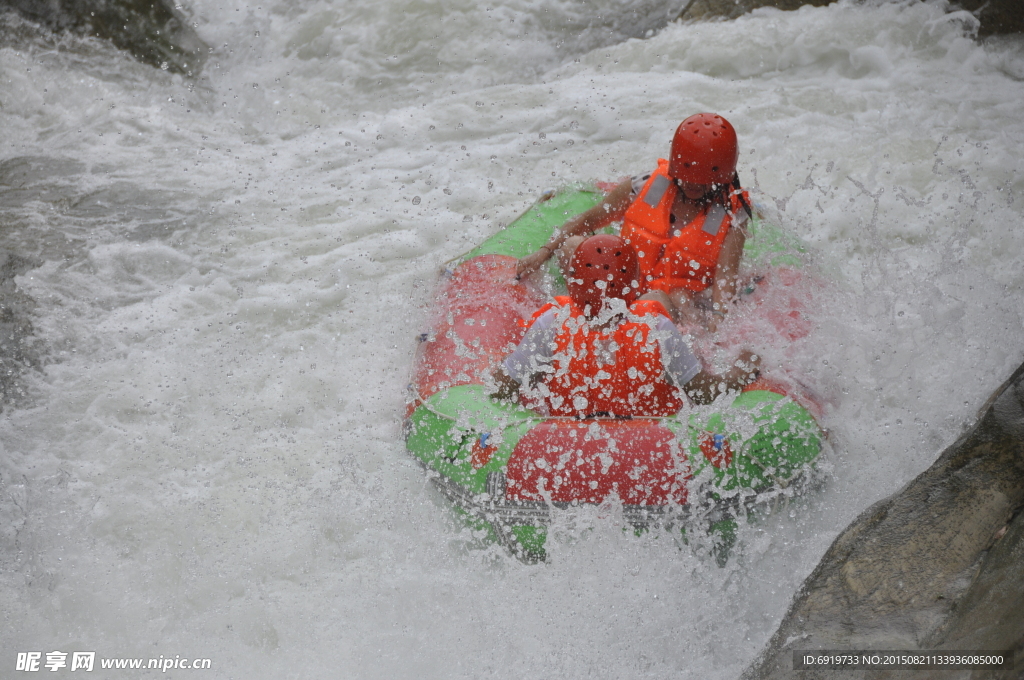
[525,296,686,418]
[620,159,748,294]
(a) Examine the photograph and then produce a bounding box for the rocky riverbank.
[678,0,1022,37]
[743,362,1024,679]
[0,0,206,73]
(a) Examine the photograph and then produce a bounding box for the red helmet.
[668,113,739,185]
[567,235,640,314]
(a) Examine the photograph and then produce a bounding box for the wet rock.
[674,0,831,23]
[743,360,1024,680]
[915,508,1024,674]
[0,0,206,74]
[677,0,1023,37]
[954,0,1024,37]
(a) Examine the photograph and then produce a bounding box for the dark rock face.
[743,362,1024,679]
[676,0,831,23]
[0,0,206,74]
[678,0,1023,37]
[954,0,1024,37]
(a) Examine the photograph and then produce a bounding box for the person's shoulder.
[629,298,671,319]
[521,301,560,328]
[630,173,652,196]
[630,160,669,197]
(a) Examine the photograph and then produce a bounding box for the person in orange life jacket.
[516,113,753,333]
[493,235,760,416]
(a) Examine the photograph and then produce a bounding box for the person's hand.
[733,349,761,383]
[516,248,552,280]
[490,367,521,401]
[707,307,728,333]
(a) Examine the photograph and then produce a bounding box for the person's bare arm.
[683,349,760,405]
[708,224,746,332]
[490,367,522,402]
[516,179,633,279]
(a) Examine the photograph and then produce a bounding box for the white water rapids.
[1,0,1022,677]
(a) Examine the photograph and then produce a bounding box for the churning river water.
[1,0,1023,677]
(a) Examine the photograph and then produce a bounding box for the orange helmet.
[567,235,640,314]
[668,113,739,185]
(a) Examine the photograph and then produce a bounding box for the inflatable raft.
[405,185,825,562]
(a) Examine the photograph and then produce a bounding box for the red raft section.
[413,254,544,401]
[505,420,688,506]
